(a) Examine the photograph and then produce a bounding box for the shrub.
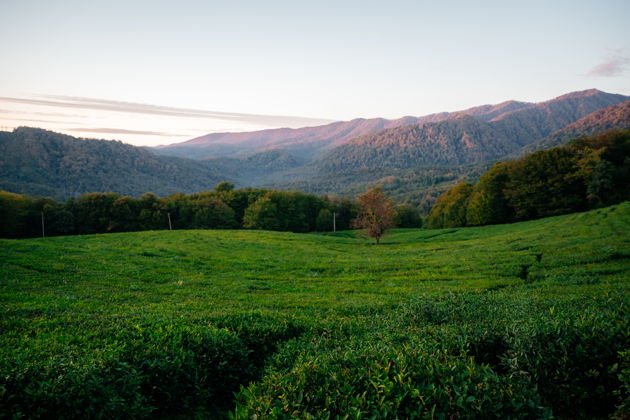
[503,315,629,419]
[233,340,549,419]
[211,312,308,371]
[0,324,253,418]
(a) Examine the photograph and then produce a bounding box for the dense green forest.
[0,183,422,239]
[426,130,630,228]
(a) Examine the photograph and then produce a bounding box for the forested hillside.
[152,113,452,160]
[0,127,228,199]
[272,92,630,208]
[202,150,308,184]
[426,130,630,228]
[315,116,516,171]
[515,99,630,155]
[312,89,629,173]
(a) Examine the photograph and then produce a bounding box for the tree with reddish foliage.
[353,186,395,244]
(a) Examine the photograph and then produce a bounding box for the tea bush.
[211,312,308,371]
[233,340,550,419]
[0,324,252,418]
[502,313,629,418]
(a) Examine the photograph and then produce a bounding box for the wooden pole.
[41,211,45,238]
[333,212,336,232]
[167,212,172,230]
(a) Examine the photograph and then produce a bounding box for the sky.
[1,0,629,146]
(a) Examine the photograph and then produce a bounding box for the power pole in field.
[333,212,336,232]
[41,212,45,238]
[167,213,172,230]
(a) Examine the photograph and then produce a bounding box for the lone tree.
[353,186,395,244]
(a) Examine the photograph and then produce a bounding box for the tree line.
[0,182,422,239]
[425,130,630,228]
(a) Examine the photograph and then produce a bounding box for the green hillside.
[0,127,228,199]
[1,203,629,418]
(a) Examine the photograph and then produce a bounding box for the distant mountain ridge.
[152,100,527,160]
[514,99,630,156]
[150,98,534,160]
[314,116,514,172]
[153,113,450,160]
[154,89,628,163]
[310,89,630,173]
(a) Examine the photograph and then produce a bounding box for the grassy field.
[1,203,629,418]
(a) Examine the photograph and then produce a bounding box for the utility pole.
[41,211,45,238]
[333,212,336,232]
[167,212,172,230]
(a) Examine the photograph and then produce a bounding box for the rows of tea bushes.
[1,203,628,418]
[2,292,626,418]
[235,292,628,419]
[0,313,308,419]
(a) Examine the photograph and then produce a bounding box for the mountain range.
[156,89,630,202]
[311,90,630,172]
[154,89,628,162]
[514,99,630,156]
[1,89,629,204]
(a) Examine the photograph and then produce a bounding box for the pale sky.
[1,0,629,146]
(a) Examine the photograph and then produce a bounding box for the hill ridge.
[0,127,229,199]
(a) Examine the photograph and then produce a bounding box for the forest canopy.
[0,186,358,238]
[426,130,630,228]
[0,183,425,239]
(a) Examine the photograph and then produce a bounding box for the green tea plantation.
[1,203,629,419]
